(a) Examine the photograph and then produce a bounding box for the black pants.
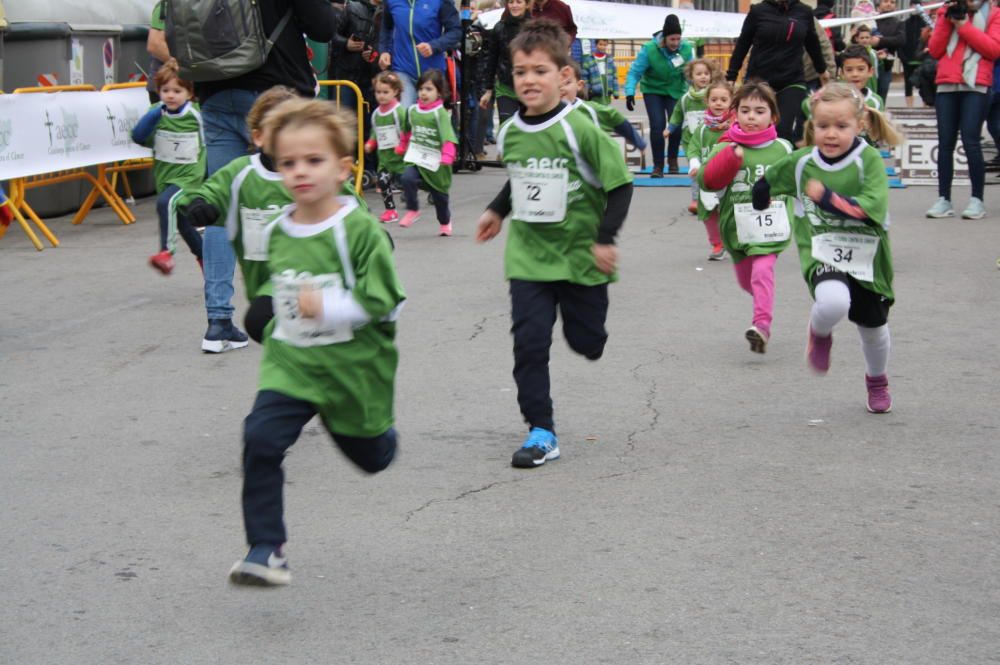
[402,166,450,224]
[242,390,397,545]
[377,169,397,211]
[510,279,609,433]
[775,84,808,143]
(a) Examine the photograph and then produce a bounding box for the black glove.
[625,95,635,112]
[184,198,219,228]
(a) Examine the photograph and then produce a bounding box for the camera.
[946,0,968,21]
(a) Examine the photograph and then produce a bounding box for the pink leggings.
[703,210,721,247]
[732,253,777,335]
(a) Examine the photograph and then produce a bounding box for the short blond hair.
[263,98,356,160]
[804,81,903,147]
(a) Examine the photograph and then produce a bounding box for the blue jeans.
[987,88,1000,156]
[397,71,418,108]
[935,90,989,200]
[201,90,258,320]
[643,93,681,172]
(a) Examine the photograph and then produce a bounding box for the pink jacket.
[928,5,1000,87]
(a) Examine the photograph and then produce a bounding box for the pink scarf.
[417,99,444,111]
[703,109,733,132]
[378,100,400,113]
[721,121,777,147]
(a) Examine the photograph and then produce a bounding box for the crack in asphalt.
[624,349,667,456]
[404,479,516,523]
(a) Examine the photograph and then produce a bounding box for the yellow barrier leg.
[11,205,44,251]
[19,199,59,248]
[73,183,102,225]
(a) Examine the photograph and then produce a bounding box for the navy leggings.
[401,166,450,224]
[157,184,202,257]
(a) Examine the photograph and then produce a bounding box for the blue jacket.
[378,0,462,81]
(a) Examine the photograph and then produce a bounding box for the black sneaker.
[202,318,250,353]
[229,544,291,587]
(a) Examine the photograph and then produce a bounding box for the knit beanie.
[662,14,682,37]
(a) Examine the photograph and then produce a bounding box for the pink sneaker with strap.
[865,374,892,413]
[807,325,832,375]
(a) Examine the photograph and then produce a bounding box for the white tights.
[810,280,891,377]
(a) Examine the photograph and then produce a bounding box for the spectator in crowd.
[902,0,935,107]
[726,0,828,142]
[378,0,462,107]
[480,0,529,126]
[329,0,382,166]
[195,0,341,352]
[795,18,837,143]
[624,14,694,176]
[871,0,906,102]
[146,2,168,103]
[925,0,1000,220]
[582,38,620,106]
[530,0,577,44]
[815,0,846,52]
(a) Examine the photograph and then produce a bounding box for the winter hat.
[662,14,682,37]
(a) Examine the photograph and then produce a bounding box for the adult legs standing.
[957,90,989,202]
[644,93,668,175]
[934,91,961,202]
[775,84,808,142]
[398,71,418,108]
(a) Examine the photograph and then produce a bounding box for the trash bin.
[1,0,150,216]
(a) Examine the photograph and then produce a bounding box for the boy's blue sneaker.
[511,427,560,468]
[228,544,291,587]
[202,318,250,354]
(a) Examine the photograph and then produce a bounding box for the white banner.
[0,87,152,181]
[479,0,944,40]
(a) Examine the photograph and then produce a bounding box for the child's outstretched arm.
[614,120,647,150]
[593,182,633,275]
[131,104,164,145]
[440,141,457,166]
[702,144,743,191]
[477,181,511,242]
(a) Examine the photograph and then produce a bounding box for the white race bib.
[670,54,685,68]
[684,110,703,131]
[271,271,354,347]
[811,232,880,282]
[509,164,568,223]
[154,130,200,164]
[734,201,791,244]
[240,207,284,261]
[376,124,400,150]
[403,142,441,171]
[699,189,719,210]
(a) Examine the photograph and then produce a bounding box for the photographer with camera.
[329,0,382,161]
[924,0,1000,219]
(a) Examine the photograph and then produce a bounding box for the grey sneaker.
[925,197,954,218]
[962,197,987,220]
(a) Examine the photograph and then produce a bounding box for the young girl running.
[667,58,720,214]
[755,82,902,412]
[687,79,733,261]
[131,59,205,275]
[561,62,647,151]
[364,71,407,223]
[700,81,795,354]
[228,99,405,586]
[182,86,297,345]
[800,45,884,145]
[395,69,458,236]
[477,20,633,468]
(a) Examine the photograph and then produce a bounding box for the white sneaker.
[925,197,954,218]
[962,197,986,220]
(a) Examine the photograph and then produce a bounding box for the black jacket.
[481,13,528,93]
[813,3,845,52]
[726,0,826,90]
[329,0,381,88]
[874,14,906,64]
[197,0,341,102]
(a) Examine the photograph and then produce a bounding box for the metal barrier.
[317,80,366,193]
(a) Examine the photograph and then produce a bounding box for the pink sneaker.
[865,374,892,413]
[379,210,399,223]
[399,210,420,228]
[149,250,174,275]
[806,325,832,375]
[438,222,452,236]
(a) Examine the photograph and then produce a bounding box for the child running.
[364,71,407,224]
[687,79,734,261]
[395,69,458,235]
[131,59,205,275]
[754,82,902,413]
[801,45,884,145]
[666,58,721,214]
[476,20,634,468]
[562,62,647,151]
[182,86,297,345]
[228,99,405,587]
[700,81,795,354]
